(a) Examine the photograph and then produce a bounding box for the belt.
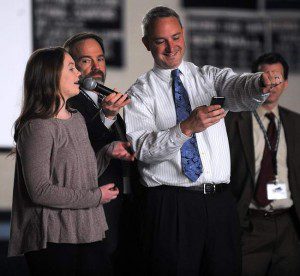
[188,183,228,194]
[249,208,290,218]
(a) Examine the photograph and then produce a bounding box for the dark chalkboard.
[266,0,300,10]
[271,18,300,71]
[32,0,124,67]
[183,0,257,9]
[186,15,266,70]
[184,0,300,72]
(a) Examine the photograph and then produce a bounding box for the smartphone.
[210,96,225,107]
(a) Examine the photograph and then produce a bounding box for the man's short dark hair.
[251,52,289,80]
[63,32,105,58]
[142,6,182,37]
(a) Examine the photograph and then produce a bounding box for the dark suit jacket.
[68,91,142,257]
[68,91,125,189]
[225,106,300,229]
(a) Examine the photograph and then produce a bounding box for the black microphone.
[79,77,130,99]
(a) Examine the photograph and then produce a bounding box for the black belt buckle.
[204,183,216,194]
[249,208,290,218]
[203,183,212,195]
[188,183,226,194]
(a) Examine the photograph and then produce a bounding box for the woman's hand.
[100,183,119,204]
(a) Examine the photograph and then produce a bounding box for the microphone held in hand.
[79,77,130,99]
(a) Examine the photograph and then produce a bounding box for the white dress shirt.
[83,89,116,129]
[124,61,268,187]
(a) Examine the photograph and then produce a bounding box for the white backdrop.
[0,0,32,148]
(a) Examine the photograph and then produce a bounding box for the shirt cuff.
[92,187,102,206]
[99,109,117,129]
[169,124,191,146]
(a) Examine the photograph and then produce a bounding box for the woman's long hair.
[14,47,69,143]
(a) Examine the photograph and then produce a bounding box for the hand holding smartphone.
[210,96,225,107]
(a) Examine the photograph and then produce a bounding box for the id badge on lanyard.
[267,178,288,200]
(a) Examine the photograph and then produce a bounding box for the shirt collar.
[256,105,280,120]
[153,61,187,83]
[81,88,99,107]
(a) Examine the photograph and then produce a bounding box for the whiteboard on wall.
[0,0,31,149]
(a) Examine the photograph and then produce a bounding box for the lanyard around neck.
[253,110,281,176]
[253,111,281,153]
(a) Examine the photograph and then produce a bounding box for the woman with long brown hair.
[8,47,134,275]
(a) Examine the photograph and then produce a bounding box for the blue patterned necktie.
[171,69,202,182]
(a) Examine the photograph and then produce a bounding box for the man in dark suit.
[225,52,300,276]
[64,33,139,274]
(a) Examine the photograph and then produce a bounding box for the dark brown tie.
[254,112,277,207]
[97,94,104,107]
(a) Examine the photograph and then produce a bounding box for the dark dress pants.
[140,185,241,276]
[242,210,300,276]
[25,241,112,276]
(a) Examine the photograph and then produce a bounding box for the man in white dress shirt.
[124,6,282,276]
